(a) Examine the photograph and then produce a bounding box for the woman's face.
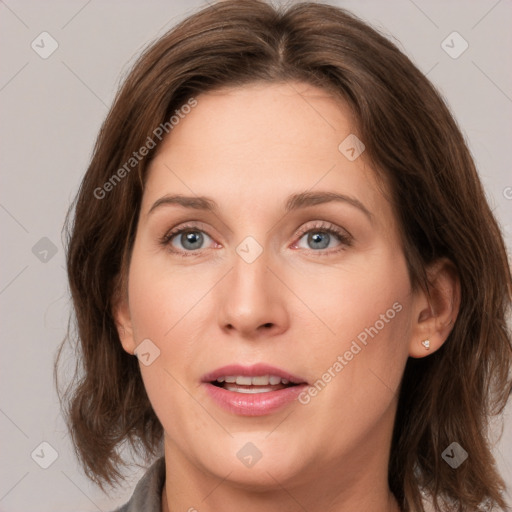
[117,82,421,491]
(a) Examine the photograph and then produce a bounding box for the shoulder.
[110,457,166,512]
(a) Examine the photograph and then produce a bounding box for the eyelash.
[158,221,353,258]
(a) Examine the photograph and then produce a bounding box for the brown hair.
[57,1,512,510]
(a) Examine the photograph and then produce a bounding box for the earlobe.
[409,258,460,358]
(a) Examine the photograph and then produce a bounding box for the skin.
[114,81,459,512]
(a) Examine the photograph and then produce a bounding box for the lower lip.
[203,383,307,416]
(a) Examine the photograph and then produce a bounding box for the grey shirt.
[113,457,165,512]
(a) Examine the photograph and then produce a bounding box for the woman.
[57,1,512,511]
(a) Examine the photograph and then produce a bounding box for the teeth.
[215,375,292,386]
[224,385,279,394]
[252,375,270,385]
[269,375,281,385]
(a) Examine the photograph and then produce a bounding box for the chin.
[195,435,309,489]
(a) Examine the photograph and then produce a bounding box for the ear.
[409,258,460,358]
[111,274,136,355]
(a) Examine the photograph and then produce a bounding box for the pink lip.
[201,363,308,416]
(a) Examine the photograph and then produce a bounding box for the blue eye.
[292,221,352,254]
[162,226,213,254]
[160,221,352,257]
[297,229,343,250]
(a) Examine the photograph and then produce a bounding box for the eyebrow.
[147,191,373,221]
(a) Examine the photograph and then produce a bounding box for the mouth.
[201,364,308,416]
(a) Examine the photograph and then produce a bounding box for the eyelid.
[293,220,352,242]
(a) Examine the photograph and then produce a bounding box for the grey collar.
[113,457,165,512]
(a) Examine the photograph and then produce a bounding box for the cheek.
[126,244,206,341]
[295,248,413,409]
[292,246,412,349]
[125,245,216,433]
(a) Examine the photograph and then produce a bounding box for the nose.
[216,247,290,340]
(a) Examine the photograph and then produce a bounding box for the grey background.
[0,1,511,511]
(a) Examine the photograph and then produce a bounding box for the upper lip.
[201,363,308,384]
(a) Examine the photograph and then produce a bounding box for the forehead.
[157,81,359,162]
[141,81,393,231]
